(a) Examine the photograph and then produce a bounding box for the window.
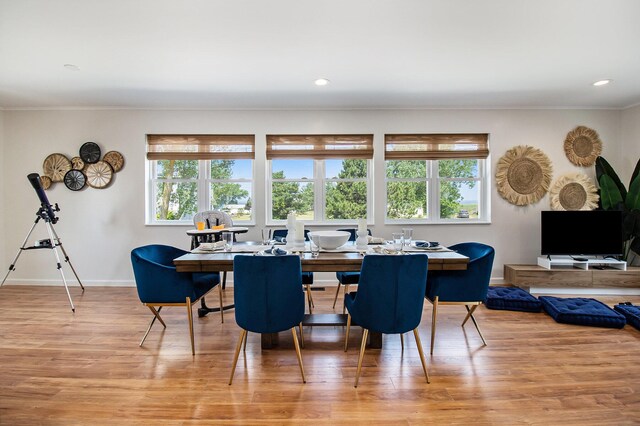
[384,134,490,223]
[266,134,373,223]
[146,134,255,224]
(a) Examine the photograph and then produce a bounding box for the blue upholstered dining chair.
[272,229,315,313]
[131,244,223,355]
[425,242,495,355]
[229,255,306,385]
[343,254,430,387]
[333,228,372,312]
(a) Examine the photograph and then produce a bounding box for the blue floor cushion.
[614,304,640,330]
[539,296,626,329]
[486,286,542,312]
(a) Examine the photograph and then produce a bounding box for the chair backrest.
[272,229,311,241]
[233,255,305,333]
[426,242,495,303]
[193,210,233,228]
[337,228,372,242]
[348,254,429,334]
[130,244,197,304]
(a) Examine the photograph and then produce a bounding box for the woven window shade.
[146,134,255,160]
[385,134,489,160]
[266,134,374,160]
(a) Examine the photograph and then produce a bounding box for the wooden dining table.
[174,248,469,349]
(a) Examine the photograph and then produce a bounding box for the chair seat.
[302,271,313,285]
[614,304,640,330]
[540,296,626,329]
[336,271,360,284]
[485,286,542,313]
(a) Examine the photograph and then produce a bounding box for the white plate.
[258,249,290,256]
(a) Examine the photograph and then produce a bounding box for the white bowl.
[307,231,351,250]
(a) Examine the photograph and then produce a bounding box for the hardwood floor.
[1,285,639,425]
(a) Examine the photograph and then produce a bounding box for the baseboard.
[2,279,135,287]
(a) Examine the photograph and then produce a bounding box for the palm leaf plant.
[595,156,640,262]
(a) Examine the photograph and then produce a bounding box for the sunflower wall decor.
[40,142,125,191]
[564,126,602,167]
[549,173,599,211]
[496,145,553,206]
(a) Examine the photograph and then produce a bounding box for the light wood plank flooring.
[1,285,639,425]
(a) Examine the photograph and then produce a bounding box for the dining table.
[174,243,469,349]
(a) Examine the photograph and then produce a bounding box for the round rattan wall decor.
[71,156,85,170]
[85,160,113,188]
[40,175,52,190]
[564,126,602,167]
[549,173,599,211]
[102,150,124,172]
[43,153,72,182]
[496,145,553,206]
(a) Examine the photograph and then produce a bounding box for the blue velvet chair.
[229,255,306,385]
[131,244,222,355]
[344,254,430,387]
[272,229,315,313]
[333,228,372,312]
[425,242,495,355]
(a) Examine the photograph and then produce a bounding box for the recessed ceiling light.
[64,64,80,71]
[592,79,611,86]
[314,78,330,86]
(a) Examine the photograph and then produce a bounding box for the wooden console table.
[504,264,640,291]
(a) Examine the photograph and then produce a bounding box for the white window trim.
[146,159,255,226]
[266,159,373,226]
[384,158,491,225]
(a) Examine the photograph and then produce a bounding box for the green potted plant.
[595,156,640,262]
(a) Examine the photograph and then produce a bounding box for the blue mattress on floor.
[539,296,626,329]
[614,304,640,330]
[485,286,542,312]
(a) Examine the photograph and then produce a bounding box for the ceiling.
[1,0,640,110]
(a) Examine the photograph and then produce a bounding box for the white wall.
[621,104,640,182]
[1,108,622,286]
[0,110,4,268]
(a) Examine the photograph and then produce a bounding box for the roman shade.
[384,134,489,160]
[146,134,255,160]
[266,134,374,160]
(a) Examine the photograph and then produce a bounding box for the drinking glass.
[222,231,233,252]
[392,233,404,251]
[261,228,271,245]
[196,221,205,230]
[402,228,413,246]
[310,240,320,258]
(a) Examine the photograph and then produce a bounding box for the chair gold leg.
[305,284,313,314]
[466,305,487,346]
[242,330,248,352]
[430,296,439,355]
[400,333,404,351]
[344,314,352,352]
[413,328,430,383]
[140,306,165,346]
[342,284,350,315]
[354,329,369,388]
[332,283,342,309]
[218,283,224,323]
[291,328,306,383]
[229,329,246,385]
[186,297,195,356]
[299,322,305,349]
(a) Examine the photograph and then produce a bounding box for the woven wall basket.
[496,145,553,206]
[564,126,602,167]
[549,173,599,211]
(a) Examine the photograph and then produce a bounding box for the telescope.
[27,173,58,223]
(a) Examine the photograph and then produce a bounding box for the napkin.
[264,247,288,256]
[198,241,225,251]
[414,241,439,248]
[367,236,386,244]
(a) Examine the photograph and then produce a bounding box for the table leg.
[261,332,279,349]
[369,331,382,349]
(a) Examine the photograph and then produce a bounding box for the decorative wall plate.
[71,156,85,170]
[85,160,113,188]
[63,169,86,191]
[79,142,101,164]
[102,150,125,172]
[40,175,52,190]
[43,153,72,182]
[564,126,602,167]
[496,145,553,206]
[549,173,599,211]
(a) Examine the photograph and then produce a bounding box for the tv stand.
[537,256,626,271]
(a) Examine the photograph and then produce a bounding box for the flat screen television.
[540,210,624,257]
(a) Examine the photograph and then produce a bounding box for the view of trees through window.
[154,159,252,221]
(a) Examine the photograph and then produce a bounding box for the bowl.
[307,230,351,250]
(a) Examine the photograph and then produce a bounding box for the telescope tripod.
[1,207,84,312]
